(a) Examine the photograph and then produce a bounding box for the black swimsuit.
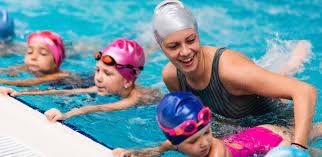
[177,47,279,119]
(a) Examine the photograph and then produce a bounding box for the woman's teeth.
[180,55,194,63]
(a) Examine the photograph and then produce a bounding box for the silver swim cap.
[153,0,198,45]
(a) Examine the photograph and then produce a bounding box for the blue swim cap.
[157,92,209,145]
[0,10,15,43]
[265,146,311,157]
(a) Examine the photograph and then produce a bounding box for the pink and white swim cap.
[100,38,145,81]
[27,31,65,67]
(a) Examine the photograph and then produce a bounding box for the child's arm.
[209,139,232,157]
[112,140,175,157]
[45,96,139,122]
[0,65,26,72]
[0,72,69,86]
[0,86,97,97]
[18,86,97,96]
[112,148,160,157]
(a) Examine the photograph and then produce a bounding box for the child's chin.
[97,91,107,96]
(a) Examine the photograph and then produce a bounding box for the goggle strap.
[95,51,102,60]
[196,120,204,126]
[175,129,184,136]
[94,53,143,71]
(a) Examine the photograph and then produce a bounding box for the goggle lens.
[94,51,143,73]
[102,55,115,65]
[183,123,196,133]
[159,107,212,136]
[202,111,210,121]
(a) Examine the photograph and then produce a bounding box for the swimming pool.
[1,0,321,156]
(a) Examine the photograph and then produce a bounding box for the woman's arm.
[0,71,69,86]
[45,96,139,122]
[220,49,317,147]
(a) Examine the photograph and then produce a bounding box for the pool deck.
[0,95,113,157]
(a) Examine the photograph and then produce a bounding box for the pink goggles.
[158,107,211,136]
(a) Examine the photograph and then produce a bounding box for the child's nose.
[95,72,103,83]
[30,52,38,60]
[199,136,209,148]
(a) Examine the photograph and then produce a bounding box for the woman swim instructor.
[153,0,316,149]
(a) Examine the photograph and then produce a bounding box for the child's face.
[94,61,130,96]
[177,125,213,157]
[24,42,58,76]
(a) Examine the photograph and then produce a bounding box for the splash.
[255,34,313,76]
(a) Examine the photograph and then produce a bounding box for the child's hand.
[7,71,20,77]
[112,148,135,157]
[44,108,66,122]
[0,87,20,96]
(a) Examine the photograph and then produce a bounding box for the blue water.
[1,0,321,156]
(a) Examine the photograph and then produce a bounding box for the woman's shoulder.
[202,46,250,61]
[216,48,253,64]
[215,47,255,78]
[162,62,181,92]
[162,62,178,82]
[163,62,177,75]
[202,46,235,63]
[201,46,218,56]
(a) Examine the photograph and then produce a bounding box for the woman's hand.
[44,108,66,122]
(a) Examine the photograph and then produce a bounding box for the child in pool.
[0,38,161,122]
[0,30,72,86]
[112,92,321,157]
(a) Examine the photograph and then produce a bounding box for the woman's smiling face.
[161,28,201,73]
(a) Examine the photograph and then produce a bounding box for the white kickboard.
[0,96,113,157]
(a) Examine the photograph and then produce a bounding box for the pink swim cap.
[101,38,145,81]
[27,31,65,67]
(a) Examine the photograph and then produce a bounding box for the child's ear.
[123,79,134,89]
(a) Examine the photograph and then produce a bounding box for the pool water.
[1,0,321,156]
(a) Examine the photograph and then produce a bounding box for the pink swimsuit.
[221,127,283,157]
